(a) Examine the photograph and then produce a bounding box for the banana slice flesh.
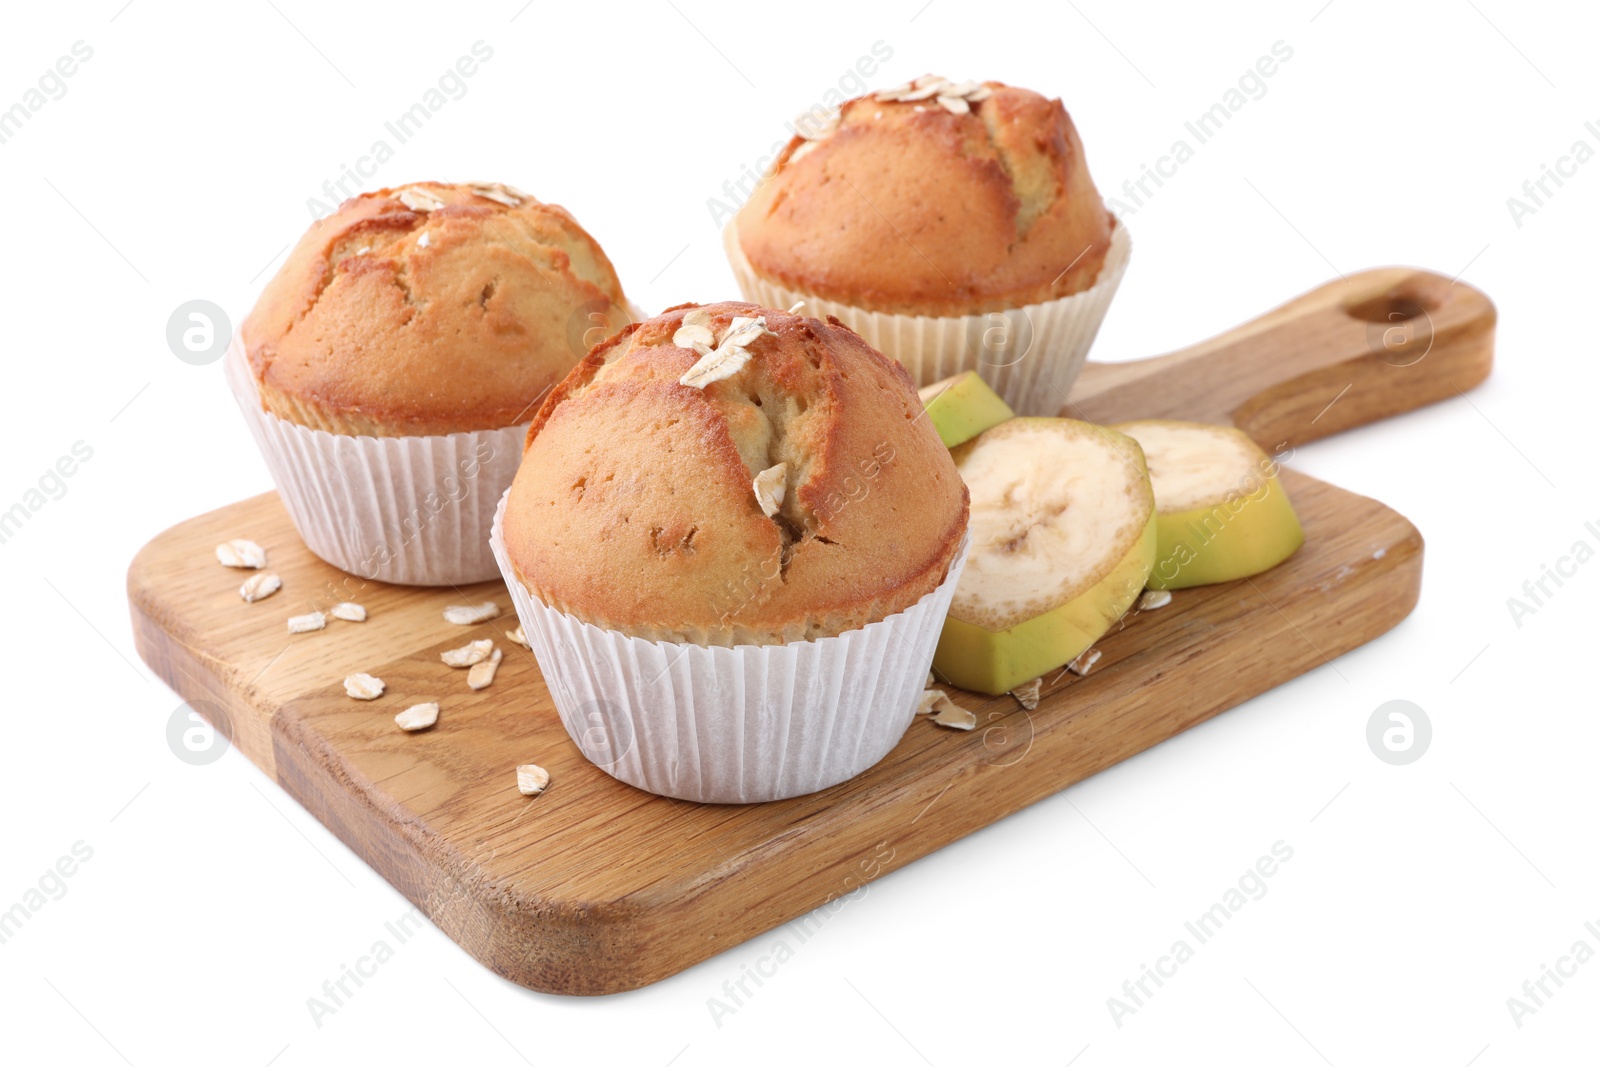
[1113,420,1304,590]
[935,418,1156,694]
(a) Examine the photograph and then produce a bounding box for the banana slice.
[1112,420,1304,590]
[917,371,1015,449]
[933,418,1156,695]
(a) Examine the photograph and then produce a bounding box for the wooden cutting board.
[128,267,1494,996]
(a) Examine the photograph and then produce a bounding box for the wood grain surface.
[127,267,1494,995]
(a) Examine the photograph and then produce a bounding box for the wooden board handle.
[1066,267,1497,450]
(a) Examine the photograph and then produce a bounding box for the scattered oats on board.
[394,702,440,732]
[468,648,503,691]
[929,691,976,731]
[517,763,550,796]
[753,462,787,518]
[505,625,528,648]
[441,638,494,668]
[239,572,281,603]
[915,689,942,715]
[1011,676,1042,710]
[287,611,326,634]
[329,602,367,622]
[444,602,500,625]
[216,539,266,569]
[397,186,444,211]
[1067,647,1102,677]
[344,673,385,700]
[1138,589,1172,611]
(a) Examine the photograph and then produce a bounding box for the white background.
[1,1,1594,1064]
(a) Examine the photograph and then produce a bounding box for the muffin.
[489,301,971,802]
[228,181,631,585]
[726,76,1130,416]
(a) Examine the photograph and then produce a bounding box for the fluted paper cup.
[490,489,969,803]
[724,217,1130,417]
[224,336,527,586]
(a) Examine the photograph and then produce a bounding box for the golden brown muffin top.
[242,181,628,436]
[502,301,969,645]
[735,77,1115,317]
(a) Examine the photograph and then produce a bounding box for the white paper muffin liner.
[224,336,527,586]
[723,217,1131,417]
[490,489,970,803]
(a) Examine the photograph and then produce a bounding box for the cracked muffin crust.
[735,78,1115,317]
[241,181,628,436]
[501,301,969,645]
